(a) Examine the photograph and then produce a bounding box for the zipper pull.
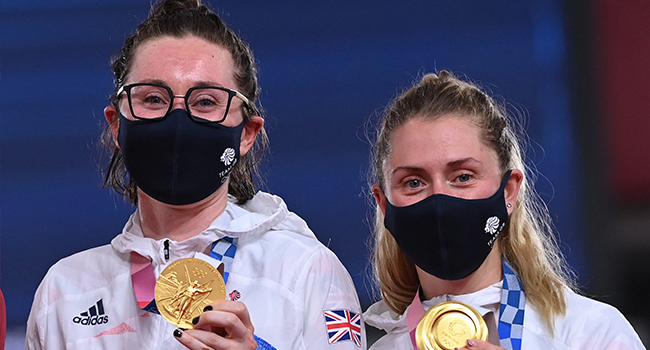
[164,239,170,260]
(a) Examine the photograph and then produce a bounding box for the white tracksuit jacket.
[364,281,645,350]
[26,191,366,350]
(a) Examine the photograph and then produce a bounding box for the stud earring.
[507,203,512,208]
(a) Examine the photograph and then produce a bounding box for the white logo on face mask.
[220,148,236,165]
[484,216,500,235]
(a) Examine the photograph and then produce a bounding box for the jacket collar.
[111,191,292,266]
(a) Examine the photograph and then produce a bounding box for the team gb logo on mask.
[484,216,500,235]
[220,148,236,165]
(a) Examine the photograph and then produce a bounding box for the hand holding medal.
[154,257,258,349]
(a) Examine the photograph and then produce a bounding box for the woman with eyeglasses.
[363,71,645,350]
[26,1,364,349]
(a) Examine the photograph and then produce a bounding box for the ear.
[371,184,388,216]
[240,116,264,156]
[504,169,523,215]
[104,106,120,149]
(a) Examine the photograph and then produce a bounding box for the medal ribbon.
[497,260,525,350]
[406,289,425,349]
[130,251,160,313]
[209,236,237,284]
[405,259,526,350]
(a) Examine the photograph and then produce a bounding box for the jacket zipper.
[164,239,170,260]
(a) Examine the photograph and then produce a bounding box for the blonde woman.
[364,71,644,350]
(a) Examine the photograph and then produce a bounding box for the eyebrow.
[132,79,226,90]
[136,78,166,86]
[446,157,482,168]
[192,80,225,88]
[389,157,482,176]
[390,166,424,176]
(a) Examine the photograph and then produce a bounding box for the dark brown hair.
[102,0,267,205]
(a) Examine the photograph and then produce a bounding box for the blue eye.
[407,179,421,188]
[458,174,471,182]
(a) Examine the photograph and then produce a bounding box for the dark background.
[1,0,648,346]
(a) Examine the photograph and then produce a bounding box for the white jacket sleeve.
[296,247,367,350]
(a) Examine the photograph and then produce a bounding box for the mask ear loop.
[497,169,514,193]
[503,170,515,212]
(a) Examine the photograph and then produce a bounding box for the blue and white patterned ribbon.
[498,260,526,350]
[209,236,238,284]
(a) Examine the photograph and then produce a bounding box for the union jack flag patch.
[229,290,241,301]
[323,309,362,347]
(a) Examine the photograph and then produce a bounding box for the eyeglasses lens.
[122,84,233,122]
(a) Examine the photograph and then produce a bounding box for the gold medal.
[416,301,488,350]
[155,258,226,328]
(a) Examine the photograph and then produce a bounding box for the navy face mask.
[384,170,512,281]
[118,108,245,205]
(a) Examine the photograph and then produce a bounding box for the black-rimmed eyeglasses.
[116,83,252,123]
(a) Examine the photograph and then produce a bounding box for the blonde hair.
[369,71,577,332]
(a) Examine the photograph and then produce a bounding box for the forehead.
[126,35,235,87]
[392,114,482,146]
[387,114,498,168]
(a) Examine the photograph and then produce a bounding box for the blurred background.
[1,0,649,348]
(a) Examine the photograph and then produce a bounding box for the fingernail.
[467,339,476,347]
[192,316,199,325]
[173,329,182,338]
[203,305,213,312]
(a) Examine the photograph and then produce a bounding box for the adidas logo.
[73,299,109,326]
